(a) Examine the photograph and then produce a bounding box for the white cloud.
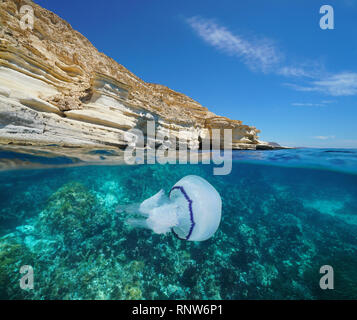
[292,102,324,107]
[186,16,282,73]
[313,73,357,96]
[186,16,357,97]
[277,62,325,79]
[291,100,335,107]
[287,72,357,96]
[278,66,313,78]
[313,135,336,140]
[320,100,336,104]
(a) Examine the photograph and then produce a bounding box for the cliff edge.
[0,0,276,150]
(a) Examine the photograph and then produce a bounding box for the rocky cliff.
[0,0,272,150]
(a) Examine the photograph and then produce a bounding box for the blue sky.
[35,0,357,148]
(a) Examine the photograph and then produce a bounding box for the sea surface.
[0,147,356,299]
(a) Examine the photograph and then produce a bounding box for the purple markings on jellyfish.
[169,186,195,240]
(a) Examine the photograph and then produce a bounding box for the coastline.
[0,0,273,152]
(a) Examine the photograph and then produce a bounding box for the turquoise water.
[0,148,357,299]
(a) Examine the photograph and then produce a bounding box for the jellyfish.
[118,175,222,241]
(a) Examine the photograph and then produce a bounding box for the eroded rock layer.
[0,0,270,150]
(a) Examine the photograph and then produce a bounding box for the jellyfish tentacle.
[126,218,150,229]
[116,203,145,216]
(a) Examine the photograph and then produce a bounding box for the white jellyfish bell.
[119,175,222,241]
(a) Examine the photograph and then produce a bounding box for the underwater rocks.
[0,0,275,150]
[0,164,356,299]
[0,240,35,299]
[36,182,110,247]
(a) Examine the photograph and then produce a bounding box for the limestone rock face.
[0,0,267,149]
